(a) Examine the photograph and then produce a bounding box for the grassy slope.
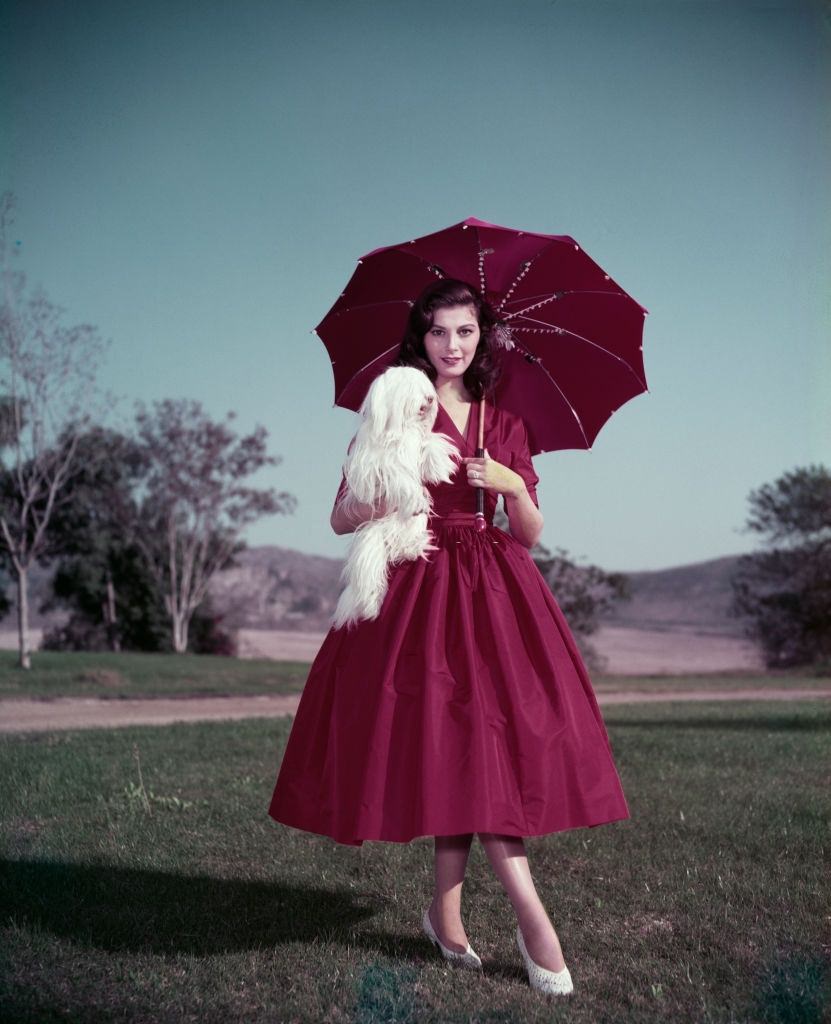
[0,702,829,1023]
[1,650,828,701]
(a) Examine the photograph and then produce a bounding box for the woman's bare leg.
[429,833,474,952]
[478,833,566,972]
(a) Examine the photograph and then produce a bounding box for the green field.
[1,701,828,1023]
[0,650,310,699]
[1,649,828,701]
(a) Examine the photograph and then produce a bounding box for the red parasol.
[315,216,649,458]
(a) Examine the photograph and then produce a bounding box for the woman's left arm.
[503,480,544,549]
[463,450,543,549]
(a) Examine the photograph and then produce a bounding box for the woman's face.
[423,304,481,386]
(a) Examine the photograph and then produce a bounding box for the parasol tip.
[474,515,487,533]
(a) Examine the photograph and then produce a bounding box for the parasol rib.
[510,345,590,447]
[504,289,640,319]
[323,298,414,319]
[510,316,647,388]
[334,342,402,404]
[495,235,581,312]
[362,237,478,280]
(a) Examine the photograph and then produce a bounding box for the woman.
[269,278,630,997]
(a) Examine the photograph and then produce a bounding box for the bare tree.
[134,398,296,653]
[0,192,108,668]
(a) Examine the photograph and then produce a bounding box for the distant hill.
[207,545,343,632]
[0,547,748,639]
[211,549,749,638]
[597,555,745,636]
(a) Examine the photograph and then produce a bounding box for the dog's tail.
[332,523,392,630]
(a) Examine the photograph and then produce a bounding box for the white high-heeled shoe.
[516,925,574,996]
[421,907,482,970]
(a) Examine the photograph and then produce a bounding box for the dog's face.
[361,367,439,438]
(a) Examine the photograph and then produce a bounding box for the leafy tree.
[187,595,238,657]
[0,558,11,620]
[39,424,246,656]
[731,465,831,669]
[38,426,169,652]
[0,395,13,617]
[134,398,296,653]
[0,192,108,668]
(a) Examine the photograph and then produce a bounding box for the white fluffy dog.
[332,366,459,629]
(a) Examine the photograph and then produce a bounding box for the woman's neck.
[434,377,472,404]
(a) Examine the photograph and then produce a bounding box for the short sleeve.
[332,433,357,509]
[334,471,348,507]
[508,415,540,509]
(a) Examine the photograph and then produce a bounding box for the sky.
[1,0,828,573]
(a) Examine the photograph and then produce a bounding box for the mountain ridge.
[0,546,750,639]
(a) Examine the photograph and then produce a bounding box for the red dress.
[268,400,630,846]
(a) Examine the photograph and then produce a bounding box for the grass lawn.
[1,701,829,1023]
[1,649,828,701]
[590,670,831,694]
[0,650,310,700]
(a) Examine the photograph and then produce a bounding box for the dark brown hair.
[393,279,502,400]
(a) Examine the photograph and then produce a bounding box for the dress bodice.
[428,401,539,523]
[333,400,539,523]
[428,401,498,522]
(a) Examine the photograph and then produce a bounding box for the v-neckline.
[438,400,477,450]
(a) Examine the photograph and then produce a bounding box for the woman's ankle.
[430,893,462,917]
[517,913,566,972]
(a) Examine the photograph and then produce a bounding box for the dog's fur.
[332,367,459,629]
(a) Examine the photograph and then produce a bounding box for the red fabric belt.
[429,512,494,527]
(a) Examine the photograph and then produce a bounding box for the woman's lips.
[442,358,462,364]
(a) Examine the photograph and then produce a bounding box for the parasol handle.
[474,397,487,532]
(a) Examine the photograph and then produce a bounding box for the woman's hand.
[463,448,543,549]
[462,449,525,498]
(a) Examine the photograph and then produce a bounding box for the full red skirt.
[268,401,630,845]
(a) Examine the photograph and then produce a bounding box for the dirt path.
[1,688,829,734]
